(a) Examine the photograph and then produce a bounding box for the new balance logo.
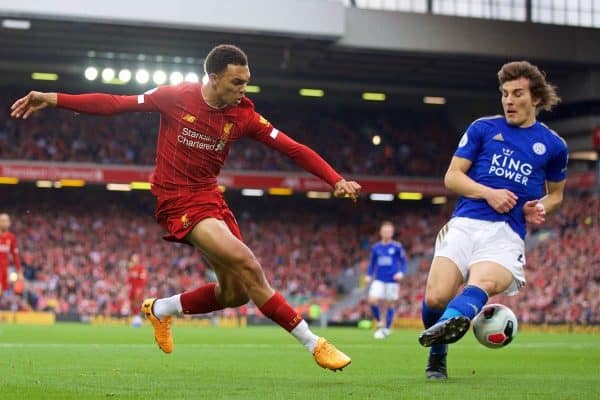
[493,133,504,141]
[502,148,514,156]
[182,114,196,123]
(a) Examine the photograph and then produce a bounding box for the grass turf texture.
[0,324,598,399]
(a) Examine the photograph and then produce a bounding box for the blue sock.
[385,307,394,329]
[422,300,447,355]
[371,304,381,323]
[422,300,444,328]
[440,285,488,322]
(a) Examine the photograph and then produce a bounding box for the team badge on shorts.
[532,142,546,155]
[181,214,191,229]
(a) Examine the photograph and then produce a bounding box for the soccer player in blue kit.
[418,61,568,379]
[365,221,407,339]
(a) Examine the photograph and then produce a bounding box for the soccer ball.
[472,304,518,348]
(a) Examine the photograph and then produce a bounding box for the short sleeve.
[454,120,486,161]
[546,139,568,182]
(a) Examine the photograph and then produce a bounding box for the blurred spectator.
[0,188,596,325]
[0,187,448,317]
[0,95,456,177]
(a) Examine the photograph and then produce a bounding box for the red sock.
[180,283,225,314]
[259,292,303,332]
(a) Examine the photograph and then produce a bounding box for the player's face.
[501,77,539,128]
[211,64,250,106]
[380,224,394,241]
[0,214,10,231]
[131,254,140,264]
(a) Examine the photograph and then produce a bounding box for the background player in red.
[11,44,361,371]
[127,253,147,325]
[0,213,23,296]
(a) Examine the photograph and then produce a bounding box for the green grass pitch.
[0,323,598,399]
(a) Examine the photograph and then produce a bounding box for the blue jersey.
[367,241,407,283]
[453,115,568,239]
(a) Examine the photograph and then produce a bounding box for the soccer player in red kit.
[11,44,360,371]
[0,213,22,295]
[128,254,147,314]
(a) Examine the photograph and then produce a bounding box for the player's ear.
[208,73,219,87]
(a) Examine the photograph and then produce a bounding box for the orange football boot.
[142,298,174,354]
[313,337,351,371]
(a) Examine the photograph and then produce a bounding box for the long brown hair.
[498,61,561,113]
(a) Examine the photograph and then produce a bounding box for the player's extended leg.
[167,218,349,370]
[420,261,513,348]
[420,256,464,379]
[191,218,351,370]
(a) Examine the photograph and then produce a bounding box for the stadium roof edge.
[0,0,345,39]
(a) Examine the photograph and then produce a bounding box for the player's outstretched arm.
[255,129,361,201]
[11,91,158,119]
[445,156,518,214]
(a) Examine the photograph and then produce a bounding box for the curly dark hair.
[204,44,248,75]
[498,61,561,113]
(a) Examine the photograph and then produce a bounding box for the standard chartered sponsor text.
[178,127,217,150]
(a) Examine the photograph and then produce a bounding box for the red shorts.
[0,268,8,291]
[154,188,243,244]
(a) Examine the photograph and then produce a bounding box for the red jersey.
[128,264,147,289]
[0,231,21,272]
[57,84,342,196]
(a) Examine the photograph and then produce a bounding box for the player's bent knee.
[469,280,501,297]
[237,257,269,289]
[424,292,450,310]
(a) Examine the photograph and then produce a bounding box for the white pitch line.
[0,343,377,349]
[0,342,596,349]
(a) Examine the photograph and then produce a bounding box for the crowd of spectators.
[0,88,597,324]
[0,187,449,317]
[0,94,457,177]
[0,188,597,325]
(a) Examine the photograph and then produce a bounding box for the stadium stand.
[0,94,456,177]
[0,187,597,325]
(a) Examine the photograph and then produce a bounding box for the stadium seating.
[0,94,456,177]
[0,187,597,325]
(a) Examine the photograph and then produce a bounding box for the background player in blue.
[418,61,568,379]
[365,221,407,339]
